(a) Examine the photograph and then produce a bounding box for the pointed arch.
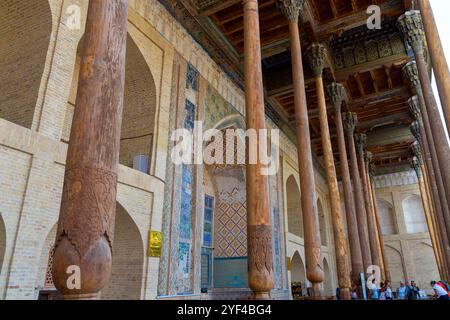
[322,258,333,297]
[0,0,52,128]
[102,202,145,300]
[286,175,303,238]
[402,195,428,234]
[64,33,158,173]
[377,198,397,235]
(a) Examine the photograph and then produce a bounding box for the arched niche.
[377,199,397,235]
[410,241,439,290]
[102,202,144,300]
[64,34,157,173]
[286,176,303,238]
[322,258,333,297]
[385,245,405,290]
[0,0,52,128]
[317,199,327,246]
[291,251,306,297]
[402,195,428,234]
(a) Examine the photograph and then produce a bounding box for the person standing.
[397,282,407,300]
[385,281,393,300]
[369,279,380,300]
[431,281,450,300]
[406,281,420,300]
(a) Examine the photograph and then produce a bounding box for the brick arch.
[322,257,333,297]
[102,202,145,300]
[0,214,5,275]
[64,33,158,173]
[402,194,428,234]
[0,0,52,128]
[286,175,303,238]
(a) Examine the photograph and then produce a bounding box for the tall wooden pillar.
[343,113,372,274]
[410,150,447,281]
[243,0,274,299]
[403,63,450,239]
[305,44,352,300]
[276,0,324,297]
[355,134,382,271]
[367,164,391,282]
[417,0,450,133]
[328,83,364,283]
[52,0,129,300]
[398,12,450,217]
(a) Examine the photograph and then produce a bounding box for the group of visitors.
[367,279,450,300]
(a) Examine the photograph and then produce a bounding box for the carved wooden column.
[328,83,364,283]
[398,12,450,212]
[243,0,274,299]
[51,0,129,300]
[403,63,450,238]
[410,152,447,280]
[367,164,391,282]
[305,44,351,300]
[355,134,381,271]
[410,121,450,276]
[343,112,372,274]
[277,0,324,297]
[417,0,450,133]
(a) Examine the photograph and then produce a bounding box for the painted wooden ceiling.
[162,0,417,173]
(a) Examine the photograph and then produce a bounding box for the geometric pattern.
[215,186,247,258]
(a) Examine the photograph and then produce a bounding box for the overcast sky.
[429,1,449,135]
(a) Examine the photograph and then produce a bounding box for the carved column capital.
[326,82,347,112]
[342,112,358,135]
[365,151,373,166]
[411,141,423,164]
[368,162,377,178]
[397,11,425,54]
[355,133,367,156]
[408,96,423,125]
[403,61,422,94]
[409,157,422,178]
[276,0,305,23]
[410,121,422,143]
[305,43,327,77]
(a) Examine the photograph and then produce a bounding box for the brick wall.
[102,203,144,300]
[0,0,52,128]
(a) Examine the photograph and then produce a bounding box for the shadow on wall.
[0,0,52,129]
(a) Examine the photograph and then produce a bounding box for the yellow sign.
[149,231,162,257]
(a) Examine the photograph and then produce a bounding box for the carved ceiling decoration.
[161,0,417,173]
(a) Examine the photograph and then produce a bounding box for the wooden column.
[276,0,324,297]
[355,134,382,271]
[305,44,352,300]
[367,165,391,282]
[243,0,274,299]
[328,83,364,283]
[51,0,129,300]
[403,64,450,240]
[417,0,450,133]
[410,153,446,280]
[398,12,450,217]
[343,113,372,274]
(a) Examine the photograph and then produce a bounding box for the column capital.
[355,133,367,156]
[343,112,358,135]
[408,96,423,124]
[397,11,425,54]
[409,157,423,178]
[365,151,373,166]
[403,61,422,94]
[410,121,422,144]
[276,0,305,23]
[305,43,327,77]
[326,82,347,112]
[411,141,423,164]
[368,162,377,179]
